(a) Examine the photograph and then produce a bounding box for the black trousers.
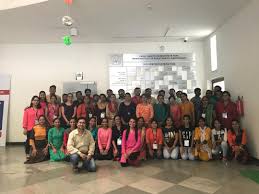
[24,133,30,155]
[147,149,163,160]
[95,147,113,160]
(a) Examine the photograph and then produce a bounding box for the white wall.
[203,0,259,158]
[0,42,204,142]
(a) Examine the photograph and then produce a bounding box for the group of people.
[22,85,249,173]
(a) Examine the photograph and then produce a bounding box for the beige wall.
[0,42,204,142]
[203,0,259,158]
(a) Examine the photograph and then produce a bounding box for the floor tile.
[152,169,192,184]
[188,160,242,185]
[78,177,124,194]
[0,184,41,194]
[109,171,149,185]
[60,170,107,185]
[129,177,174,194]
[30,161,68,172]
[214,175,259,194]
[125,165,163,177]
[179,176,221,194]
[160,185,207,194]
[106,186,151,194]
[1,146,259,194]
[34,177,79,194]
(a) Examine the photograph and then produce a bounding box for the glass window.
[210,35,218,71]
[212,77,225,91]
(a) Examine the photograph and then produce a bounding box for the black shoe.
[73,166,80,173]
[24,156,30,164]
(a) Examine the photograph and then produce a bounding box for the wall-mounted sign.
[123,53,194,66]
[0,74,11,146]
[109,53,197,96]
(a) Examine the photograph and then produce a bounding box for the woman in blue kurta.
[48,118,66,161]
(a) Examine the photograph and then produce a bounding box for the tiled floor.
[1,146,259,194]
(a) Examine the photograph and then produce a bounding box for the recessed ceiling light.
[184,37,189,42]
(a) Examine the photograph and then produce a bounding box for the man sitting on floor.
[67,117,96,173]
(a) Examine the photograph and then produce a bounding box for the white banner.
[0,75,11,146]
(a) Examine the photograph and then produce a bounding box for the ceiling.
[0,0,250,43]
[0,0,48,10]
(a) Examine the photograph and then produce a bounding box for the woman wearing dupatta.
[137,117,146,160]
[45,95,59,126]
[63,118,77,155]
[201,96,215,128]
[194,117,212,161]
[228,120,249,164]
[169,96,182,129]
[106,94,118,128]
[48,118,66,161]
[77,95,95,124]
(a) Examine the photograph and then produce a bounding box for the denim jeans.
[70,153,96,172]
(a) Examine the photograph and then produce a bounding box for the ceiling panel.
[0,0,250,43]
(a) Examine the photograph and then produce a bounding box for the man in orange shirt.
[180,93,195,126]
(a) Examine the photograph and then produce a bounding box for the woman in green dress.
[201,96,215,128]
[48,118,66,161]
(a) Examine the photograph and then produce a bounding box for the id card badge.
[153,143,158,150]
[100,112,105,118]
[202,113,206,118]
[117,138,122,146]
[35,119,39,125]
[222,112,228,119]
[89,113,93,118]
[184,140,190,147]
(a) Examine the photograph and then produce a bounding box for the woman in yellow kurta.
[194,117,212,161]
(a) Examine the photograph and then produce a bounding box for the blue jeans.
[70,154,96,172]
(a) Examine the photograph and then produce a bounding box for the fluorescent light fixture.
[0,0,48,10]
[210,35,218,71]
